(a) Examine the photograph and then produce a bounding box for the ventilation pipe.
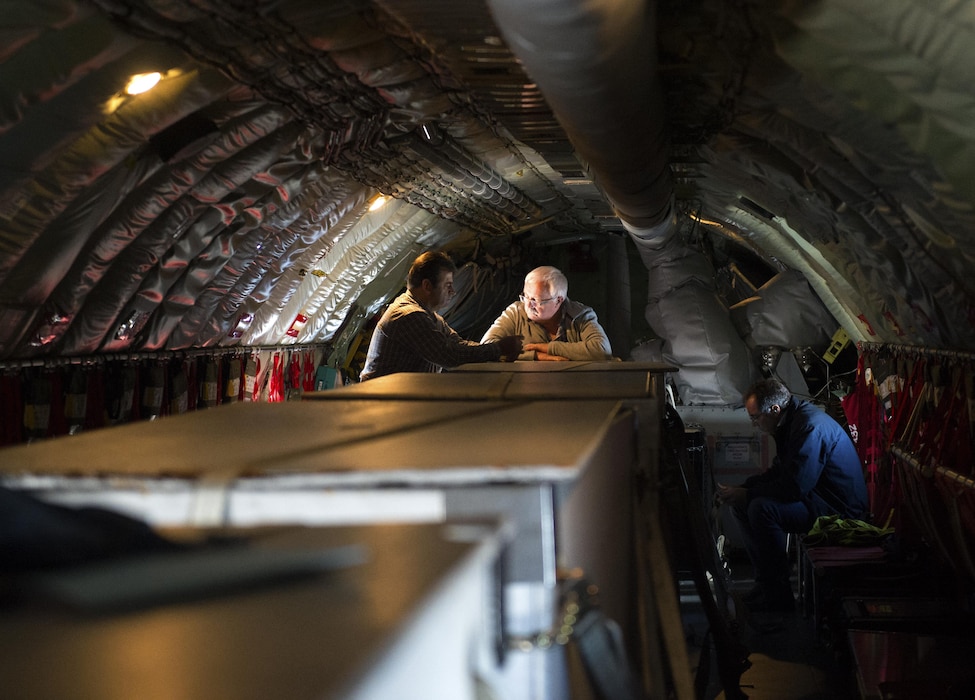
[487,0,752,403]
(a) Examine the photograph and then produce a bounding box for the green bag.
[804,514,894,546]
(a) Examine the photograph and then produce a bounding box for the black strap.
[571,605,646,700]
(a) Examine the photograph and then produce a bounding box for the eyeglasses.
[519,294,557,307]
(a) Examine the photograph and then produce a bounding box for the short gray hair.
[525,265,568,298]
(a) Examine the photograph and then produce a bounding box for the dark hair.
[407,251,456,289]
[745,378,792,413]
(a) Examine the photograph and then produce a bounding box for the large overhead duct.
[485,0,670,229]
[487,0,753,403]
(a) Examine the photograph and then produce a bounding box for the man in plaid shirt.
[360,252,522,381]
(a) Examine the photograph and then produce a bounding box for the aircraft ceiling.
[1,0,973,404]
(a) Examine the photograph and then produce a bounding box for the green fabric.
[804,514,894,547]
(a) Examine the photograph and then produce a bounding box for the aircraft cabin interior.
[2,1,974,699]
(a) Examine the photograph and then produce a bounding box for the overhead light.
[418,123,443,145]
[369,195,389,211]
[689,213,724,227]
[125,72,162,95]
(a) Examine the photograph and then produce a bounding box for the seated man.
[716,378,869,612]
[480,265,612,361]
[360,252,522,381]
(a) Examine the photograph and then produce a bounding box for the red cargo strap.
[302,351,316,391]
[268,353,284,402]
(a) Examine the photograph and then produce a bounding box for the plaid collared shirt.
[360,290,502,380]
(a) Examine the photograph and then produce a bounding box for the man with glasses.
[360,252,522,381]
[716,378,868,612]
[480,266,613,361]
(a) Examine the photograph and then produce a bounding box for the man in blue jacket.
[717,378,869,612]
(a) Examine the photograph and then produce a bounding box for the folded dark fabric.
[0,486,182,574]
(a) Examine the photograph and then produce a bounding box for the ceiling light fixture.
[418,123,443,145]
[125,72,162,95]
